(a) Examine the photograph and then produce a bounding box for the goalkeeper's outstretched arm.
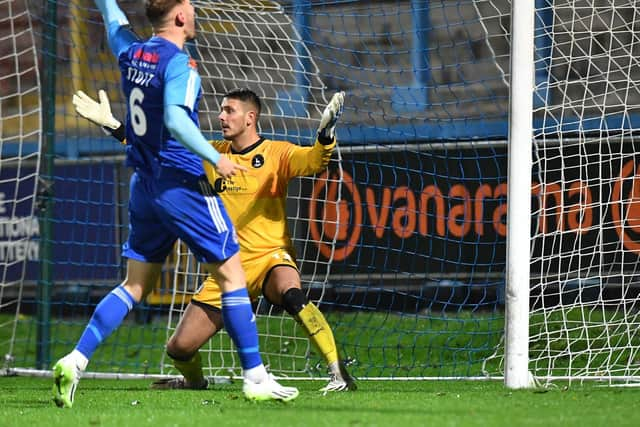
[316,91,345,145]
[73,90,126,143]
[286,91,345,176]
[74,90,246,179]
[74,89,346,178]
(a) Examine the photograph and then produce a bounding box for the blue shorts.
[122,170,239,263]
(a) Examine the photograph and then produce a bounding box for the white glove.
[72,89,121,130]
[317,91,345,142]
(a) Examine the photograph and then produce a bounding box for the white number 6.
[129,87,147,136]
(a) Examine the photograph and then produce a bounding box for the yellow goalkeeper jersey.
[203,138,336,261]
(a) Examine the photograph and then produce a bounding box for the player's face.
[219,98,254,140]
[181,0,197,40]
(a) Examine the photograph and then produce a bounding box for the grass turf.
[2,377,640,427]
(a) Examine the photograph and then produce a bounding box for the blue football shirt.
[112,30,205,178]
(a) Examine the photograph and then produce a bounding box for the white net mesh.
[7,0,639,384]
[479,0,640,384]
[0,0,41,367]
[163,0,343,378]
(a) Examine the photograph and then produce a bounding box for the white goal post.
[500,0,640,387]
[504,0,535,389]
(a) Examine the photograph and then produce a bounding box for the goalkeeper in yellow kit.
[73,87,355,392]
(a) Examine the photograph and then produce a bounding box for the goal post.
[496,0,640,386]
[504,0,534,389]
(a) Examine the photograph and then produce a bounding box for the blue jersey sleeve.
[94,0,138,57]
[164,54,201,113]
[107,25,139,58]
[164,105,221,166]
[162,53,219,166]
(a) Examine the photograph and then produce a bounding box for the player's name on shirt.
[126,66,154,87]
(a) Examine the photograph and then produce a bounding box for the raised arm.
[94,0,139,57]
[285,91,345,177]
[316,91,345,145]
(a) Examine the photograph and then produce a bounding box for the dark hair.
[224,88,262,119]
[145,0,183,28]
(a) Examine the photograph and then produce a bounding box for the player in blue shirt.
[51,0,298,408]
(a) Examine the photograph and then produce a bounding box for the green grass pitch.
[2,376,640,427]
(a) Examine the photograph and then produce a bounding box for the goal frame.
[504,0,534,389]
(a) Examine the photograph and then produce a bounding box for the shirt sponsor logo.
[133,49,159,64]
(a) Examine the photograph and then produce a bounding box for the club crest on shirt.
[251,154,265,168]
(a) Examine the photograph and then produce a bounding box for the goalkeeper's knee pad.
[281,287,307,316]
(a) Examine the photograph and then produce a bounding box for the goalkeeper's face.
[218,98,256,141]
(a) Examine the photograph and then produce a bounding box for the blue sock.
[221,288,262,370]
[75,285,136,360]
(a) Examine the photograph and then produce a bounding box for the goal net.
[4,0,638,385]
[164,0,344,378]
[0,0,41,371]
[171,0,510,380]
[479,0,640,385]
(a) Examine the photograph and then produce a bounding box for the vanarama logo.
[308,170,510,263]
[307,156,640,266]
[612,159,640,254]
[309,170,361,261]
[308,169,510,263]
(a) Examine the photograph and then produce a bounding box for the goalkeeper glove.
[317,91,345,145]
[72,89,125,142]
